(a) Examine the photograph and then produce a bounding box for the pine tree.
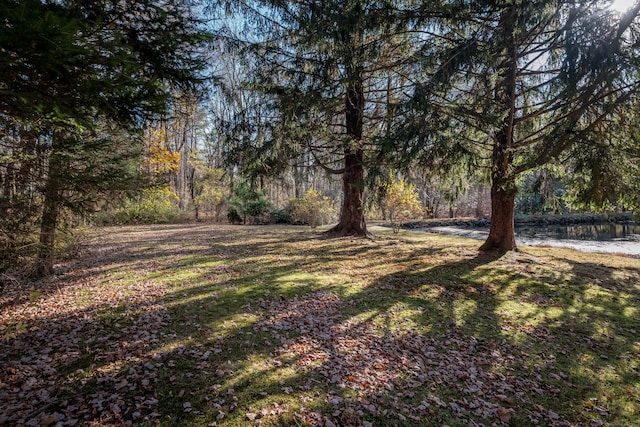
[215,0,425,236]
[0,0,209,276]
[396,0,640,251]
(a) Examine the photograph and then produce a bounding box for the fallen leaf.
[496,406,511,422]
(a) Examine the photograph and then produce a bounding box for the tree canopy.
[209,0,640,248]
[213,0,434,236]
[388,0,640,250]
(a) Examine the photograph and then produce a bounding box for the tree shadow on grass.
[0,227,479,426]
[453,248,640,425]
[1,223,389,425]
[0,224,319,312]
[266,248,640,426]
[2,225,639,426]
[0,259,327,425]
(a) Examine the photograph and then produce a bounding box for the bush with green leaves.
[228,183,272,224]
[270,208,292,224]
[287,189,337,228]
[95,186,182,225]
[226,207,243,224]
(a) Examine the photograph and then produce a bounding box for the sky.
[611,0,637,12]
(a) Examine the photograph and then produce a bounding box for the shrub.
[95,186,182,225]
[270,208,291,224]
[227,207,243,224]
[228,183,272,224]
[287,189,337,228]
[380,174,424,233]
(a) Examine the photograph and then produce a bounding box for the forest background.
[2,0,640,278]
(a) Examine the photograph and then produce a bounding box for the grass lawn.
[1,223,639,426]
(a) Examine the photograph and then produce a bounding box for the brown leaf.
[39,416,56,426]
[496,406,511,422]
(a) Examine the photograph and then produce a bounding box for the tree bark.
[34,138,62,277]
[326,78,368,236]
[480,113,518,251]
[327,149,367,236]
[480,6,518,252]
[479,176,517,251]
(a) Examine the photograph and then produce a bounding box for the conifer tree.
[396,0,640,251]
[0,0,209,276]
[216,0,425,236]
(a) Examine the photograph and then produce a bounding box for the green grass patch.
[1,224,639,426]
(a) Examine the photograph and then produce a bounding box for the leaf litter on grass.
[258,290,565,426]
[0,223,639,426]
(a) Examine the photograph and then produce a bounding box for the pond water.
[516,223,640,242]
[424,222,640,256]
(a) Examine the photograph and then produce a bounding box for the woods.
[0,0,208,276]
[3,0,640,274]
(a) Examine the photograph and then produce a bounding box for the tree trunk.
[34,139,62,277]
[327,150,367,236]
[480,102,518,251]
[480,120,518,251]
[293,164,302,198]
[326,78,367,236]
[479,177,517,251]
[480,6,518,252]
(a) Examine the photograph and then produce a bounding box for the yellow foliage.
[382,173,424,233]
[141,127,180,175]
[288,189,337,228]
[143,185,180,206]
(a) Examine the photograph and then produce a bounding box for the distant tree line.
[2,0,639,278]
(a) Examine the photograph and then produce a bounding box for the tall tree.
[216,0,423,236]
[395,0,640,250]
[0,0,209,276]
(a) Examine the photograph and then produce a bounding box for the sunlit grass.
[2,223,640,426]
[127,225,640,425]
